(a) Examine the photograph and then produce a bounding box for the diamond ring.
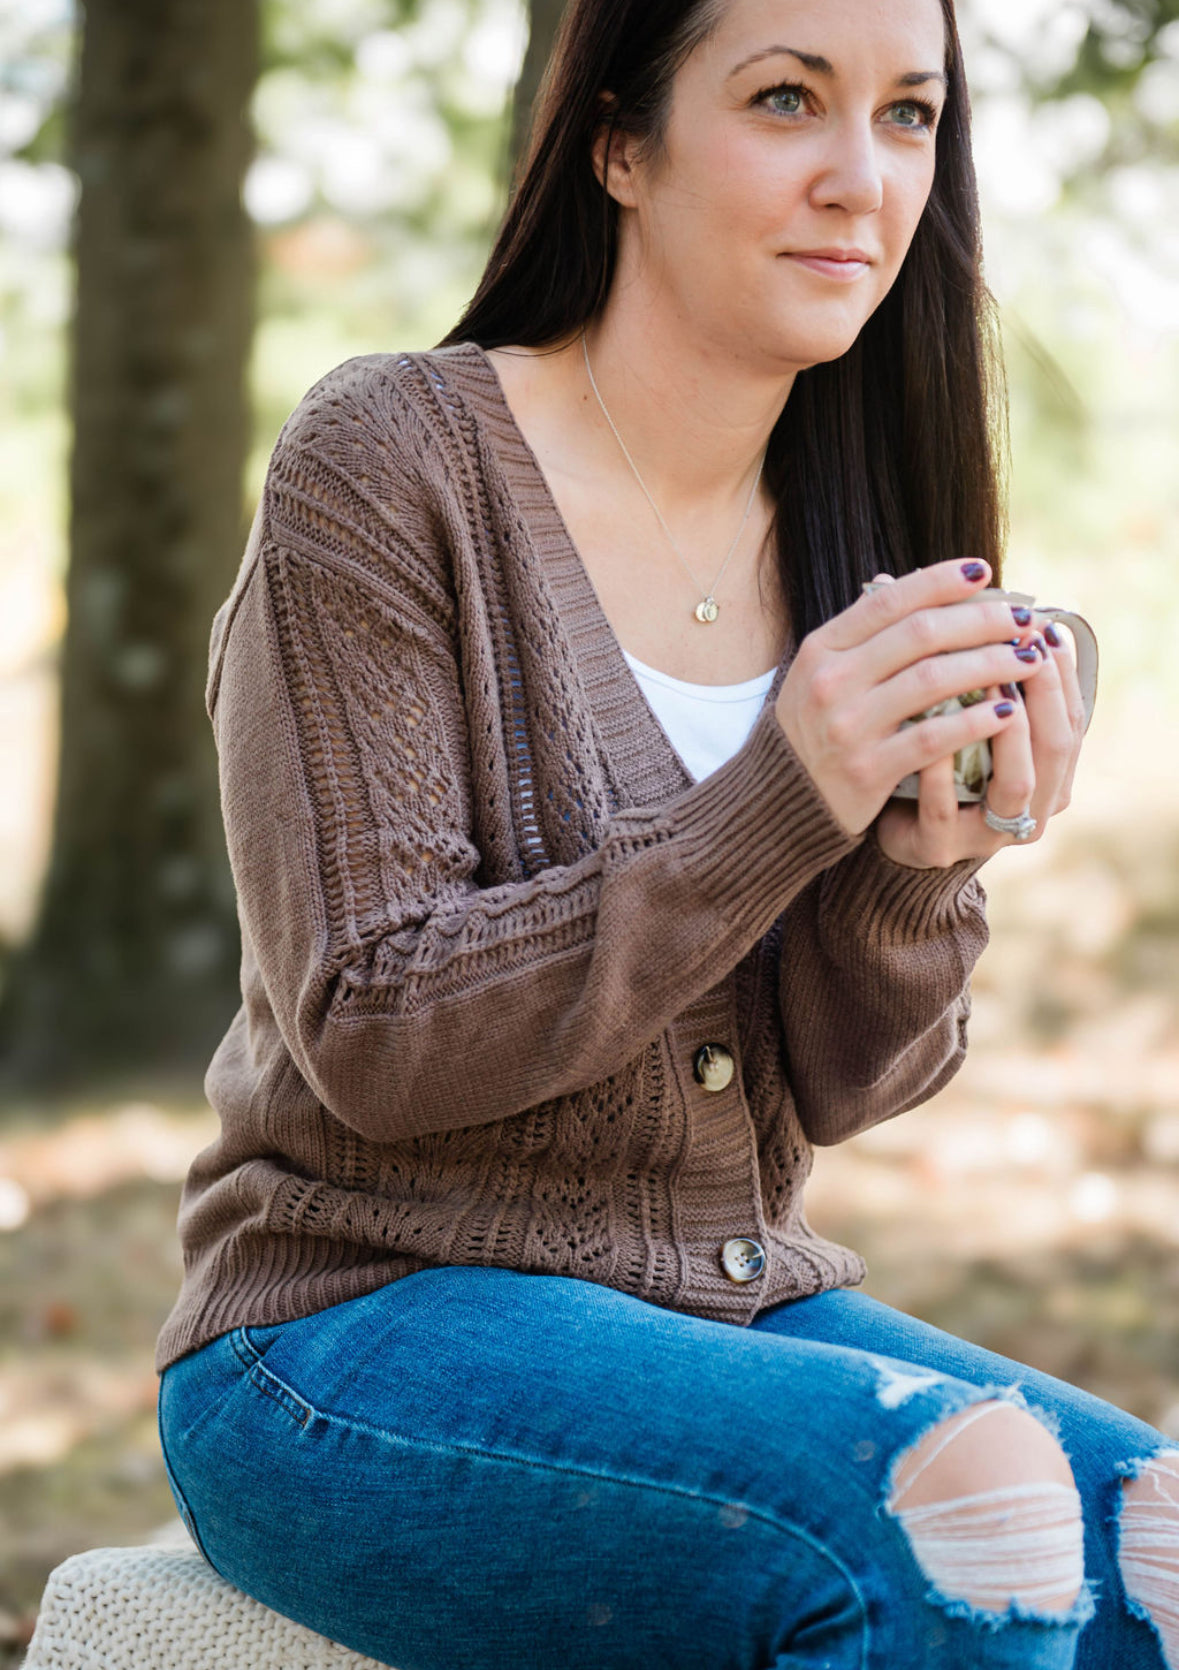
[981,793,1037,843]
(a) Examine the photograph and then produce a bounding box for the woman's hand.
[872,579,1087,868]
[774,558,1087,866]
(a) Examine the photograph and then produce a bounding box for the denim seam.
[229,1330,870,1659]
[156,1376,222,1573]
[231,1326,314,1428]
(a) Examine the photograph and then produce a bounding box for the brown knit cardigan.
[155,344,990,1374]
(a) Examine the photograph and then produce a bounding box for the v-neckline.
[423,340,797,810]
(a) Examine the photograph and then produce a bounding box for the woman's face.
[607,0,949,373]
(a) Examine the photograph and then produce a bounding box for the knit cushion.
[21,1520,394,1669]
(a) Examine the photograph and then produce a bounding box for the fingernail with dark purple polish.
[1015,647,1039,663]
[962,561,987,583]
[1044,623,1062,648]
[1035,636,1049,660]
[1011,606,1032,626]
[1000,683,1018,700]
[994,702,1016,717]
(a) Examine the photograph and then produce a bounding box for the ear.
[590,92,641,208]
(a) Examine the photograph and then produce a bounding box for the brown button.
[720,1238,766,1283]
[693,1043,735,1093]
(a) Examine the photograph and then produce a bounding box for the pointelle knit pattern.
[155,343,991,1374]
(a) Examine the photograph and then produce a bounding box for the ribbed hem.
[155,1250,433,1375]
[819,828,988,946]
[663,704,865,935]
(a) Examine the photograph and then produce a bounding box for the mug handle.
[1033,608,1099,734]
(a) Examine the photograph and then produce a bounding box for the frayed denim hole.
[1113,1448,1179,1657]
[1113,1447,1179,1487]
[932,1574,1098,1636]
[879,1381,1034,1519]
[879,1385,1091,1633]
[888,1484,1087,1630]
[1018,1396,1066,1447]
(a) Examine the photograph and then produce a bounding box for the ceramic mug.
[861,582,1100,803]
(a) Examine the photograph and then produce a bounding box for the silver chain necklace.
[580,329,765,625]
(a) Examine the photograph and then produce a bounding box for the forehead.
[703,0,947,70]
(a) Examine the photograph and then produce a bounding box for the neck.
[578,292,796,513]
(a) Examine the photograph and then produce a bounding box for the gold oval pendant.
[694,598,720,624]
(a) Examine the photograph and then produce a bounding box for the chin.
[730,293,877,373]
[758,321,869,373]
[800,329,872,368]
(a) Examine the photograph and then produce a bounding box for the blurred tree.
[978,0,1179,171]
[0,0,259,1088]
[508,0,565,181]
[1039,0,1179,102]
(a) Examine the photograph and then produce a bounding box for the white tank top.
[622,649,777,783]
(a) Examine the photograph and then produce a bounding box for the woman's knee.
[1118,1450,1179,1664]
[888,1398,1076,1510]
[885,1398,1086,1617]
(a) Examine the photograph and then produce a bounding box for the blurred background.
[0,0,1177,1653]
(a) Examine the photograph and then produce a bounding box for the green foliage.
[983,1,1179,175]
[262,0,425,77]
[8,100,69,168]
[0,5,74,166]
[1049,2,1179,100]
[241,0,524,463]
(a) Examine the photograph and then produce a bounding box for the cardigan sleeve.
[211,358,867,1145]
[777,830,991,1147]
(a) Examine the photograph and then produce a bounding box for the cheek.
[664,129,807,235]
[894,155,938,238]
[877,158,937,277]
[720,138,813,231]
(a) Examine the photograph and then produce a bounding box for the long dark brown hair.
[439,0,1008,643]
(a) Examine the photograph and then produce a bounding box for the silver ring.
[981,792,1037,843]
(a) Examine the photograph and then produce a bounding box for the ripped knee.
[885,1399,1086,1618]
[1118,1450,1179,1666]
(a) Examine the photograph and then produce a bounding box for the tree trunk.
[2,0,258,1088]
[508,0,567,187]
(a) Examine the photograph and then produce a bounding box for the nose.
[808,120,884,217]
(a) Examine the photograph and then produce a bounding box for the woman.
[155,0,1179,1665]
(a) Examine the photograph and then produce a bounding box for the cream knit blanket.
[23,1520,394,1669]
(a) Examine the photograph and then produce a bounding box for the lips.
[788,248,874,263]
[783,249,874,281]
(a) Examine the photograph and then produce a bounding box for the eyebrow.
[727,46,948,90]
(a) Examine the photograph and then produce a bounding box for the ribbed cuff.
[664,704,866,935]
[818,825,989,946]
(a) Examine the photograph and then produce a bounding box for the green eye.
[889,99,938,129]
[762,84,806,116]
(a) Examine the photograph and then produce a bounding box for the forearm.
[778,829,990,1146]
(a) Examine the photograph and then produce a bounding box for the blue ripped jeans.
[157,1267,1175,1669]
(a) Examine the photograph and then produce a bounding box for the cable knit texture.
[155,344,991,1374]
